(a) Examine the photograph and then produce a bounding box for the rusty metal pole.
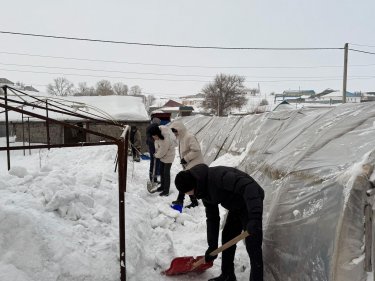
[117,126,129,281]
[3,86,11,170]
[46,100,51,148]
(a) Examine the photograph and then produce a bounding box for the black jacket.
[146,123,159,146]
[189,164,264,249]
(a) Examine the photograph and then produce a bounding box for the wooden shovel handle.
[193,231,249,268]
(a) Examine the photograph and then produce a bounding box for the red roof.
[163,99,183,107]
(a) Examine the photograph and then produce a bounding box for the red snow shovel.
[163,231,249,276]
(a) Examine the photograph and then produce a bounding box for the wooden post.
[342,43,349,103]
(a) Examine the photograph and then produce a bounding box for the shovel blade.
[162,256,213,276]
[147,181,158,193]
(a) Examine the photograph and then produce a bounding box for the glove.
[204,247,218,263]
[180,158,187,165]
[246,219,262,234]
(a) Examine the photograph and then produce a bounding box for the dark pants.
[221,210,263,281]
[148,144,160,181]
[160,162,172,193]
[176,192,198,204]
[131,145,139,160]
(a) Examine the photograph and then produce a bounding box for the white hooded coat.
[170,121,204,170]
[154,125,176,163]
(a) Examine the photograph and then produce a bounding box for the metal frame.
[0,85,128,281]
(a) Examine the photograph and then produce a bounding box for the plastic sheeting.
[179,102,375,281]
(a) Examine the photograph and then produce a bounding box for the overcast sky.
[0,0,374,97]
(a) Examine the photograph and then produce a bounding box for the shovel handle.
[192,231,249,268]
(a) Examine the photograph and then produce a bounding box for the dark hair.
[148,125,164,140]
[175,170,196,193]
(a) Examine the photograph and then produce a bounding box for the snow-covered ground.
[1,136,373,281]
[0,138,252,281]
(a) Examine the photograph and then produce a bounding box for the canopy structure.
[179,102,375,281]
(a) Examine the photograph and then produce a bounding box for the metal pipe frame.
[0,85,129,281]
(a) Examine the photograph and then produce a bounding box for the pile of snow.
[0,139,250,281]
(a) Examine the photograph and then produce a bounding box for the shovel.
[163,231,249,276]
[147,158,158,193]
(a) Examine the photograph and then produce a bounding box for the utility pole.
[342,43,349,103]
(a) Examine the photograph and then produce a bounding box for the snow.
[1,99,375,281]
[0,138,239,281]
[0,94,149,122]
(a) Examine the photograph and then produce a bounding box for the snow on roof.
[0,94,149,122]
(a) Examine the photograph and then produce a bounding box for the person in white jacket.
[149,125,176,196]
[170,120,204,208]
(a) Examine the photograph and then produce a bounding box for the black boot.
[185,200,199,208]
[172,200,183,206]
[208,273,237,281]
[159,191,169,196]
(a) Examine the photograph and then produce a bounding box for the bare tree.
[96,80,114,96]
[129,85,142,96]
[145,94,156,109]
[202,74,247,116]
[47,77,74,96]
[113,82,128,95]
[74,82,96,96]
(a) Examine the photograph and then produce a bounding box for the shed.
[0,93,150,152]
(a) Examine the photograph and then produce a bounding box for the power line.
[0,51,349,69]
[0,62,362,80]
[1,67,374,83]
[349,48,375,55]
[0,30,343,51]
[350,43,375,48]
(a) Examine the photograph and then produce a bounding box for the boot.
[208,273,237,281]
[159,191,169,196]
[185,200,199,208]
[172,200,183,206]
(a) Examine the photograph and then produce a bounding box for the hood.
[170,120,187,140]
[189,164,209,199]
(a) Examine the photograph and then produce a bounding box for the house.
[0,94,151,151]
[24,85,39,92]
[150,99,194,119]
[274,90,315,102]
[0,78,14,87]
[180,93,205,109]
[319,91,361,104]
[0,78,15,95]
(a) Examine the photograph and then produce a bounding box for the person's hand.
[204,248,217,263]
[180,158,187,165]
[246,220,261,234]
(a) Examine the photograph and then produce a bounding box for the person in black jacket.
[175,164,264,281]
[146,118,161,182]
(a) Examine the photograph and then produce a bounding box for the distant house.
[24,85,39,92]
[150,99,194,119]
[0,78,14,87]
[275,90,315,102]
[360,92,375,102]
[0,78,15,95]
[319,91,361,103]
[0,94,151,151]
[181,93,205,109]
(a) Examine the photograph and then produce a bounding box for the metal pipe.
[117,126,129,281]
[46,100,50,148]
[2,86,11,170]
[0,102,119,142]
[0,141,116,151]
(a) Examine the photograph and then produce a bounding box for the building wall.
[3,120,150,152]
